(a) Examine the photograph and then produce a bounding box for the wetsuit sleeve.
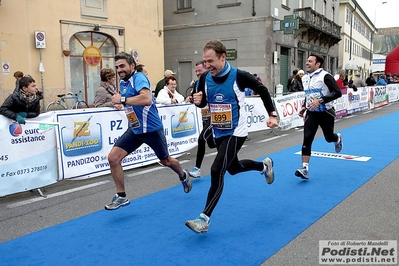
[323,74,342,103]
[236,70,276,115]
[194,72,208,108]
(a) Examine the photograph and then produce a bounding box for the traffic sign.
[35,30,46,49]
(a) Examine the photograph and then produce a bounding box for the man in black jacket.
[1,76,40,124]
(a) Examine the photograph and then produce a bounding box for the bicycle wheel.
[46,101,67,112]
[75,101,89,109]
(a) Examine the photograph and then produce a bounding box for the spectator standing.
[347,79,358,91]
[375,74,387,86]
[104,52,191,210]
[290,69,305,92]
[287,69,298,92]
[13,71,24,93]
[1,76,40,124]
[94,68,117,108]
[365,73,377,86]
[136,64,148,76]
[336,69,347,90]
[392,74,399,83]
[353,73,366,88]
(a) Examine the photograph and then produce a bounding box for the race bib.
[201,107,210,121]
[209,103,232,129]
[124,106,140,129]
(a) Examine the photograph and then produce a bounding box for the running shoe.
[189,167,201,178]
[295,167,309,180]
[335,133,343,153]
[181,170,192,193]
[261,157,275,184]
[185,213,210,234]
[104,194,130,210]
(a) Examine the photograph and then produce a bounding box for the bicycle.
[46,91,89,112]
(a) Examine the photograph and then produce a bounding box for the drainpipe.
[252,0,256,16]
[349,5,356,61]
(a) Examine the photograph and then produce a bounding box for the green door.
[280,47,289,94]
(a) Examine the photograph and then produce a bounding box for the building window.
[177,0,192,10]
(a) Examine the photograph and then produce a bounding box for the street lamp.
[374,1,387,29]
[370,1,387,68]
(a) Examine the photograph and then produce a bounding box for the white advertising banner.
[370,86,389,109]
[273,92,306,130]
[334,88,348,118]
[244,97,273,132]
[346,87,369,115]
[0,112,58,196]
[53,104,202,180]
[387,84,399,102]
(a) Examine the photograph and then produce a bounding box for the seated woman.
[155,76,186,105]
[0,75,40,124]
[94,68,117,108]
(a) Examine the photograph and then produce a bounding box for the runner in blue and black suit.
[185,39,279,234]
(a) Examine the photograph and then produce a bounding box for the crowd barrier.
[1,84,398,196]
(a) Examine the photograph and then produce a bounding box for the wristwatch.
[318,98,324,104]
[269,111,277,117]
[120,96,126,104]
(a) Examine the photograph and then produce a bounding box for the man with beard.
[104,52,192,210]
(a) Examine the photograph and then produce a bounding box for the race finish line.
[295,151,371,162]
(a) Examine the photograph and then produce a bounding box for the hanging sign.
[83,46,102,67]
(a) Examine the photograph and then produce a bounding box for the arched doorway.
[69,32,117,105]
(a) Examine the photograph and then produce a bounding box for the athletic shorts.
[114,128,169,160]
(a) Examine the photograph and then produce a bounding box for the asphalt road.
[1,102,398,265]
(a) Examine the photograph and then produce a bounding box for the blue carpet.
[1,111,399,266]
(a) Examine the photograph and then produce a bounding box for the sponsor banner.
[387,84,399,103]
[334,88,348,118]
[347,87,369,115]
[54,104,201,180]
[273,92,305,130]
[244,97,273,132]
[319,240,397,264]
[369,86,389,109]
[0,112,58,196]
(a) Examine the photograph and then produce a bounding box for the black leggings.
[195,119,215,168]
[203,135,264,217]
[302,110,339,156]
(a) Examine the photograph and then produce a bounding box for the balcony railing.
[294,7,341,39]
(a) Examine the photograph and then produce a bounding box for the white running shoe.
[189,167,201,178]
[335,133,343,153]
[261,157,275,184]
[185,213,210,234]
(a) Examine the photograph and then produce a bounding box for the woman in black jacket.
[291,69,305,92]
[0,76,40,124]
